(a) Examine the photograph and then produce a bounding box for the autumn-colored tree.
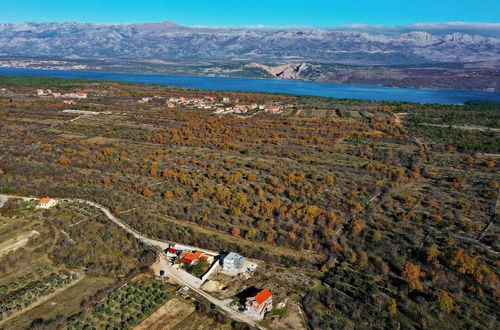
[475,265,498,287]
[426,246,440,264]
[325,175,335,186]
[231,226,241,237]
[234,192,248,207]
[58,156,71,165]
[358,250,368,267]
[484,159,495,168]
[432,214,443,223]
[387,298,397,316]
[231,207,242,216]
[402,262,423,291]
[445,236,455,247]
[410,171,420,179]
[450,248,476,274]
[162,191,174,199]
[435,290,453,313]
[305,205,320,217]
[463,155,474,164]
[350,219,364,236]
[489,180,499,189]
[102,147,114,156]
[149,162,158,176]
[444,145,456,153]
[141,188,152,197]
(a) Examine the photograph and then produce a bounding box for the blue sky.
[1,0,499,27]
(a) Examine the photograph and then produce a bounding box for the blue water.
[0,67,499,105]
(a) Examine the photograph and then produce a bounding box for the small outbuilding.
[165,248,178,256]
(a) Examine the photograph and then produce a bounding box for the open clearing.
[135,297,195,330]
[0,230,40,255]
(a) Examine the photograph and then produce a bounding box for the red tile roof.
[180,250,205,264]
[254,289,272,305]
[39,197,53,204]
[183,257,195,264]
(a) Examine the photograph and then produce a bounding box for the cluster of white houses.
[36,89,87,99]
[162,95,282,114]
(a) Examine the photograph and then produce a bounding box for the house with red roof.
[165,248,178,256]
[245,288,273,317]
[179,250,214,265]
[36,197,58,209]
[264,105,281,113]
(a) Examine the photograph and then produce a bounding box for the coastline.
[1,64,497,93]
[0,66,499,105]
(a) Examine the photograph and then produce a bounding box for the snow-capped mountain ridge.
[0,21,498,64]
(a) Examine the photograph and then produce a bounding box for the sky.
[1,0,499,27]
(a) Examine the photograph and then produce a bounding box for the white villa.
[37,198,58,209]
[221,252,244,273]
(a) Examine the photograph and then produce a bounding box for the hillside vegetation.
[0,76,498,329]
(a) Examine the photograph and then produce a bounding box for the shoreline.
[0,67,499,105]
[1,65,497,93]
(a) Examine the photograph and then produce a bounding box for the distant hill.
[0,21,499,65]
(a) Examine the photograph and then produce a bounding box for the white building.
[221,252,244,273]
[63,92,87,99]
[37,198,58,209]
[138,97,152,103]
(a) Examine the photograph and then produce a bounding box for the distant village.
[36,89,88,102]
[149,95,283,115]
[27,87,287,116]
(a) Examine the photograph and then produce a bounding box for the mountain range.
[0,21,499,65]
